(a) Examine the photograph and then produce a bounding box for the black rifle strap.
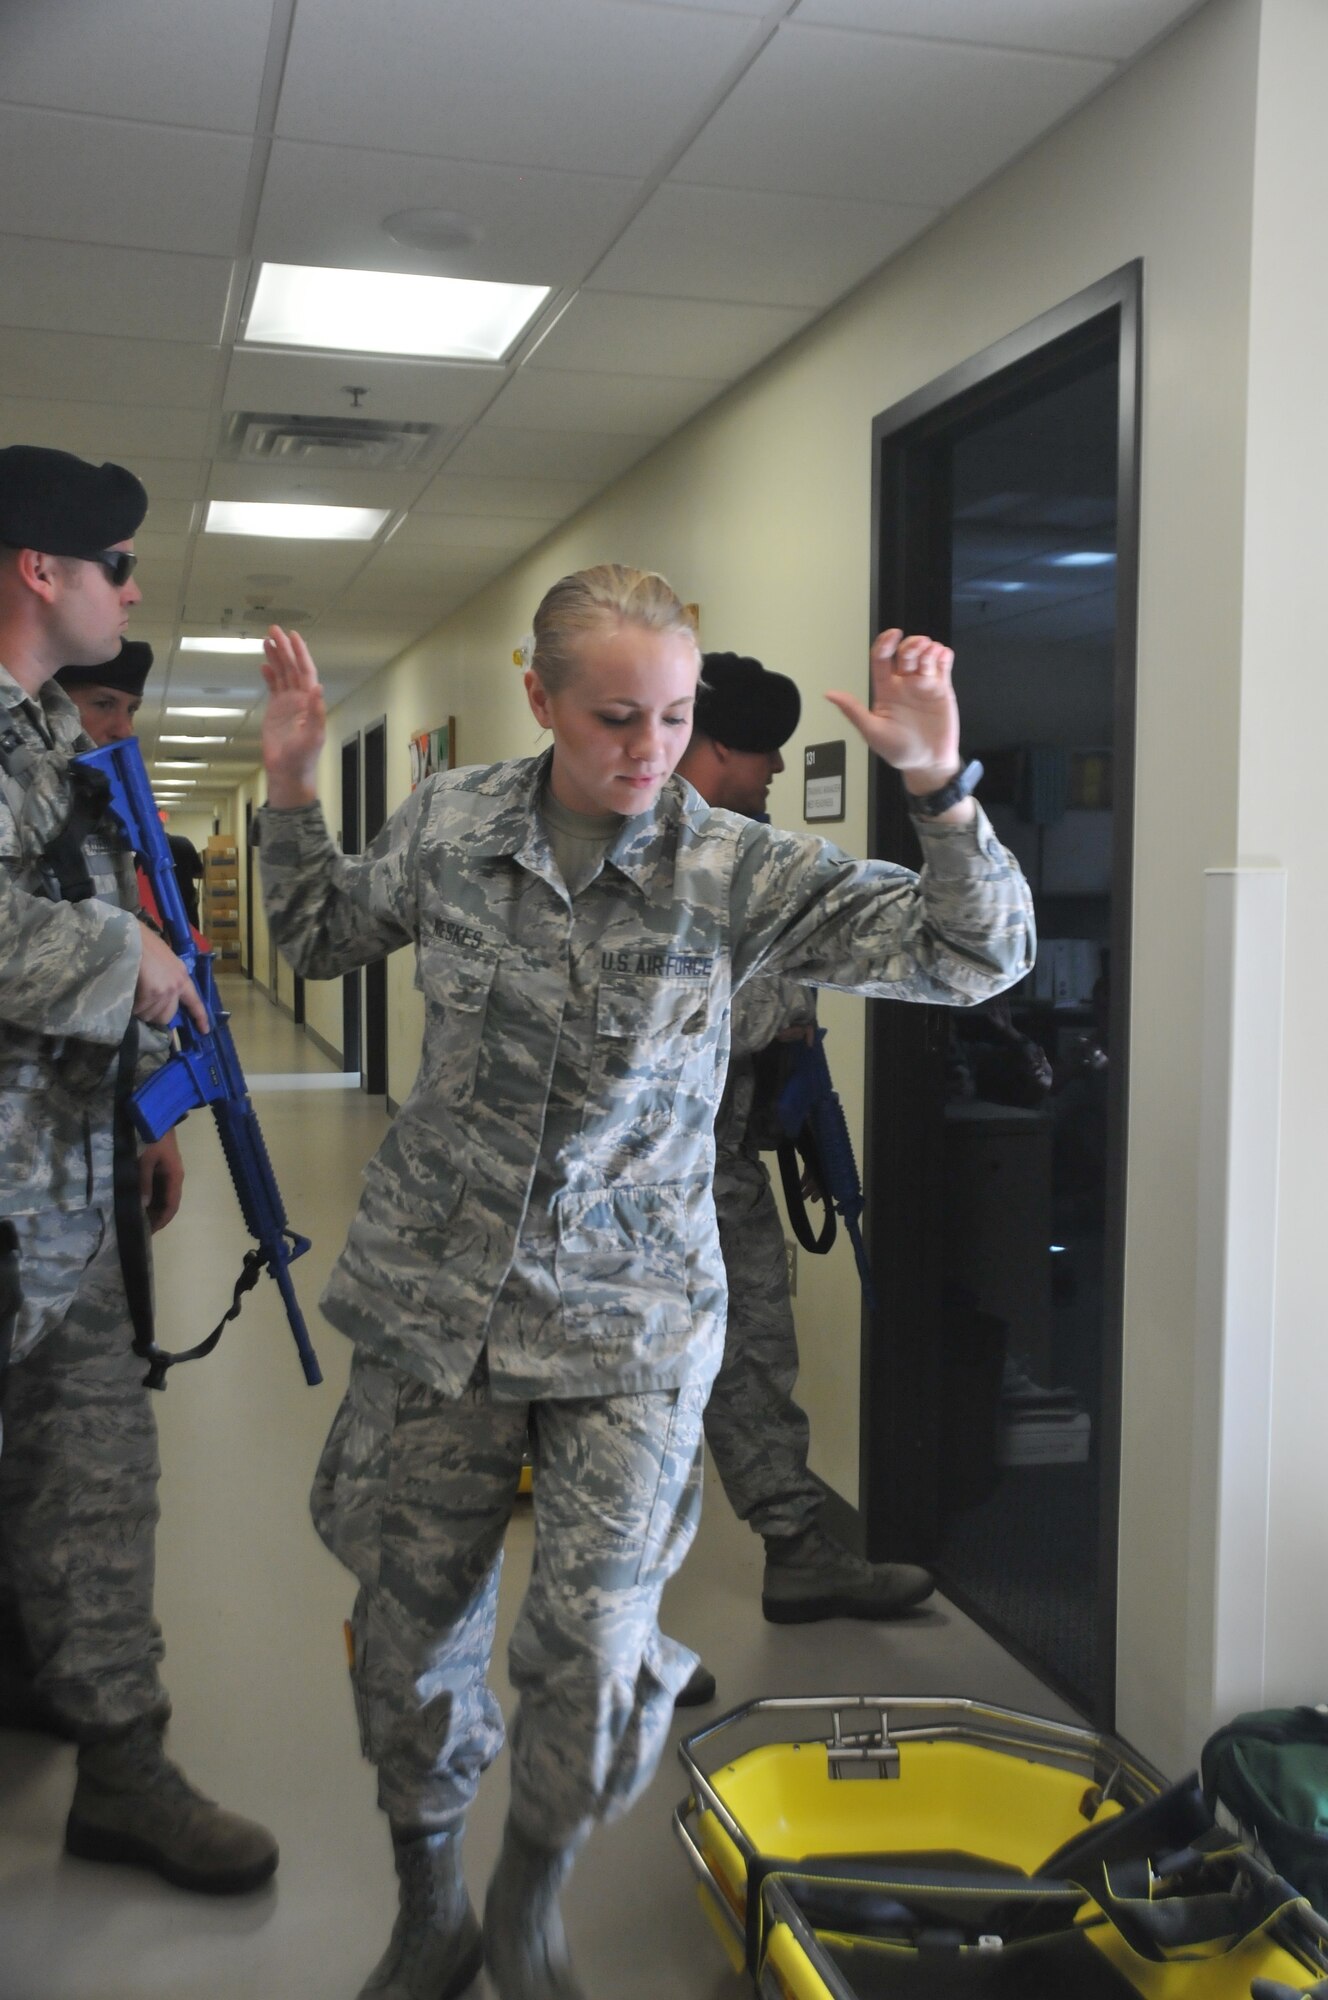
[43,764,113,902]
[0,1218,19,1381]
[113,1021,272,1389]
[777,1123,837,1256]
[112,1021,164,1385]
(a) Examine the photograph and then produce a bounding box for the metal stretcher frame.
[751,1861,1328,2000]
[674,1696,1328,1997]
[675,1692,1167,1957]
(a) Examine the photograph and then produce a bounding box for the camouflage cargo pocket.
[554,1183,691,1344]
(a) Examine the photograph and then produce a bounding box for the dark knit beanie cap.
[56,640,154,697]
[695,651,801,753]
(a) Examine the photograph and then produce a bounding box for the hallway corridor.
[0,977,1077,2000]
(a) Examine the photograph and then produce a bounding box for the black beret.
[0,444,147,555]
[56,640,154,697]
[695,651,800,754]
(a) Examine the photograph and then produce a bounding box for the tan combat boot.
[65,1718,278,1894]
[762,1520,934,1624]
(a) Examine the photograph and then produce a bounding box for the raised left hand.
[825,629,961,788]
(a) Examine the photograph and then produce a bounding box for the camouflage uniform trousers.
[0,1204,168,1738]
[311,1347,705,1850]
[703,1138,824,1544]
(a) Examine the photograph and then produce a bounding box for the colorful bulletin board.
[409,718,456,790]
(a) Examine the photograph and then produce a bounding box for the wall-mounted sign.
[409,718,456,790]
[804,740,846,823]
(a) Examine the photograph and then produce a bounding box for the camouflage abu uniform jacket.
[0,665,144,1218]
[260,751,1034,1399]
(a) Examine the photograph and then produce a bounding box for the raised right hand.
[262,625,326,807]
[134,925,210,1030]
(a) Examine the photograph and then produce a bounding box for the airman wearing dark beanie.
[677,649,801,819]
[0,446,276,1897]
[56,638,155,698]
[673,645,935,1688]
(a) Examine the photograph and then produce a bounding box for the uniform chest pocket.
[584,977,710,1137]
[417,944,498,1106]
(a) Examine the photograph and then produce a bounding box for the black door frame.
[862,263,1142,1725]
[340,732,362,1075]
[362,716,389,1098]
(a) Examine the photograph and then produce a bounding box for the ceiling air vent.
[221,412,443,472]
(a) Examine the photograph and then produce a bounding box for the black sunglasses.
[72,548,139,587]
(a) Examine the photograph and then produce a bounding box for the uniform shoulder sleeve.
[729,806,1034,1008]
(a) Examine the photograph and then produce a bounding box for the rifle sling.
[114,1021,279,1390]
[0,1218,18,1382]
[777,1123,838,1257]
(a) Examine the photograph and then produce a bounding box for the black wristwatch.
[906,758,983,819]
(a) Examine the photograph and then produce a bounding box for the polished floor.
[0,980,1078,2000]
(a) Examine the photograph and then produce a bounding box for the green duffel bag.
[1202,1707,1328,1917]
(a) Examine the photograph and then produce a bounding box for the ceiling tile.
[589,181,938,308]
[488,368,726,437]
[0,329,220,410]
[446,425,659,485]
[601,0,772,8]
[411,473,597,520]
[182,581,336,627]
[0,237,232,342]
[0,107,253,256]
[137,499,199,538]
[392,513,557,555]
[277,0,759,174]
[205,462,417,511]
[187,538,372,588]
[673,22,1113,204]
[527,293,812,380]
[1,0,277,132]
[223,348,502,428]
[0,398,212,463]
[336,562,499,617]
[792,0,1204,62]
[255,141,640,287]
[300,620,423,673]
[117,459,209,504]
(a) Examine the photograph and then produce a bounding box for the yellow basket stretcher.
[673,1696,1328,1999]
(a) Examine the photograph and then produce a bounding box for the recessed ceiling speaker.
[383,207,484,253]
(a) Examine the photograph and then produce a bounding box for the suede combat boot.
[762,1521,934,1624]
[64,1717,278,1894]
[674,1660,716,1708]
[356,1825,482,2000]
[483,1819,586,2000]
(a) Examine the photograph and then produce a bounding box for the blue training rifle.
[77,737,321,1389]
[775,1027,877,1313]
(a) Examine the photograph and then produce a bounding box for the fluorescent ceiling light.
[1051,551,1115,568]
[167,707,246,718]
[156,759,208,770]
[206,500,388,540]
[245,260,551,362]
[161,734,227,745]
[179,637,267,654]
